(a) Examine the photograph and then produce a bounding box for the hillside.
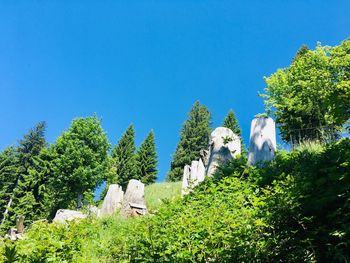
[1,139,349,262]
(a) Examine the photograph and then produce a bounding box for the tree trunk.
[1,197,13,225]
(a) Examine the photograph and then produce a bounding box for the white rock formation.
[248,116,277,165]
[16,215,25,234]
[88,205,100,217]
[100,184,124,217]
[181,159,206,196]
[5,216,25,241]
[121,179,147,217]
[53,209,87,224]
[206,127,241,177]
[181,164,191,196]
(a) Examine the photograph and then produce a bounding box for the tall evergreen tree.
[167,101,211,181]
[111,124,137,190]
[135,131,158,185]
[51,116,110,209]
[1,122,48,230]
[222,110,245,153]
[0,147,19,230]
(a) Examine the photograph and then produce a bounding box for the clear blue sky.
[1,1,349,181]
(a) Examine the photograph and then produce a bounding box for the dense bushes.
[1,139,349,262]
[256,139,350,262]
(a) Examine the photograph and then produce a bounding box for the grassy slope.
[145,181,182,212]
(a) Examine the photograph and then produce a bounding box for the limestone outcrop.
[248,117,276,165]
[182,127,241,195]
[53,209,87,224]
[88,205,100,217]
[5,216,25,241]
[181,164,191,196]
[181,159,206,195]
[121,179,147,217]
[206,127,241,177]
[100,184,124,217]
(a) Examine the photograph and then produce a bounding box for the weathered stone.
[53,209,87,224]
[200,149,209,167]
[181,159,206,196]
[181,164,191,196]
[191,159,206,184]
[16,215,25,234]
[121,180,147,217]
[206,127,241,177]
[88,205,100,217]
[100,184,124,217]
[248,117,276,165]
[5,217,25,241]
[6,228,18,241]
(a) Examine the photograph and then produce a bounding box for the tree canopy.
[262,39,350,143]
[51,116,110,209]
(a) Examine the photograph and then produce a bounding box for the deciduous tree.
[262,39,350,143]
[51,116,110,209]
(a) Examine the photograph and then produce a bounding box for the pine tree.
[111,124,137,190]
[222,110,245,153]
[1,122,49,230]
[135,131,158,185]
[167,101,211,182]
[0,147,19,231]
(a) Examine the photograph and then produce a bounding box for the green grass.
[145,181,182,212]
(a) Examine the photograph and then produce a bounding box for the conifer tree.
[167,101,211,182]
[1,122,49,230]
[222,110,245,153]
[111,124,137,190]
[135,131,158,185]
[0,147,19,230]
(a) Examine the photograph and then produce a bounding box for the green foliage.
[222,109,242,137]
[111,124,137,190]
[50,116,110,209]
[167,101,212,181]
[262,39,350,143]
[0,122,50,232]
[0,148,19,230]
[292,44,309,62]
[254,112,268,118]
[131,177,265,262]
[135,131,158,185]
[254,139,350,261]
[3,244,19,263]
